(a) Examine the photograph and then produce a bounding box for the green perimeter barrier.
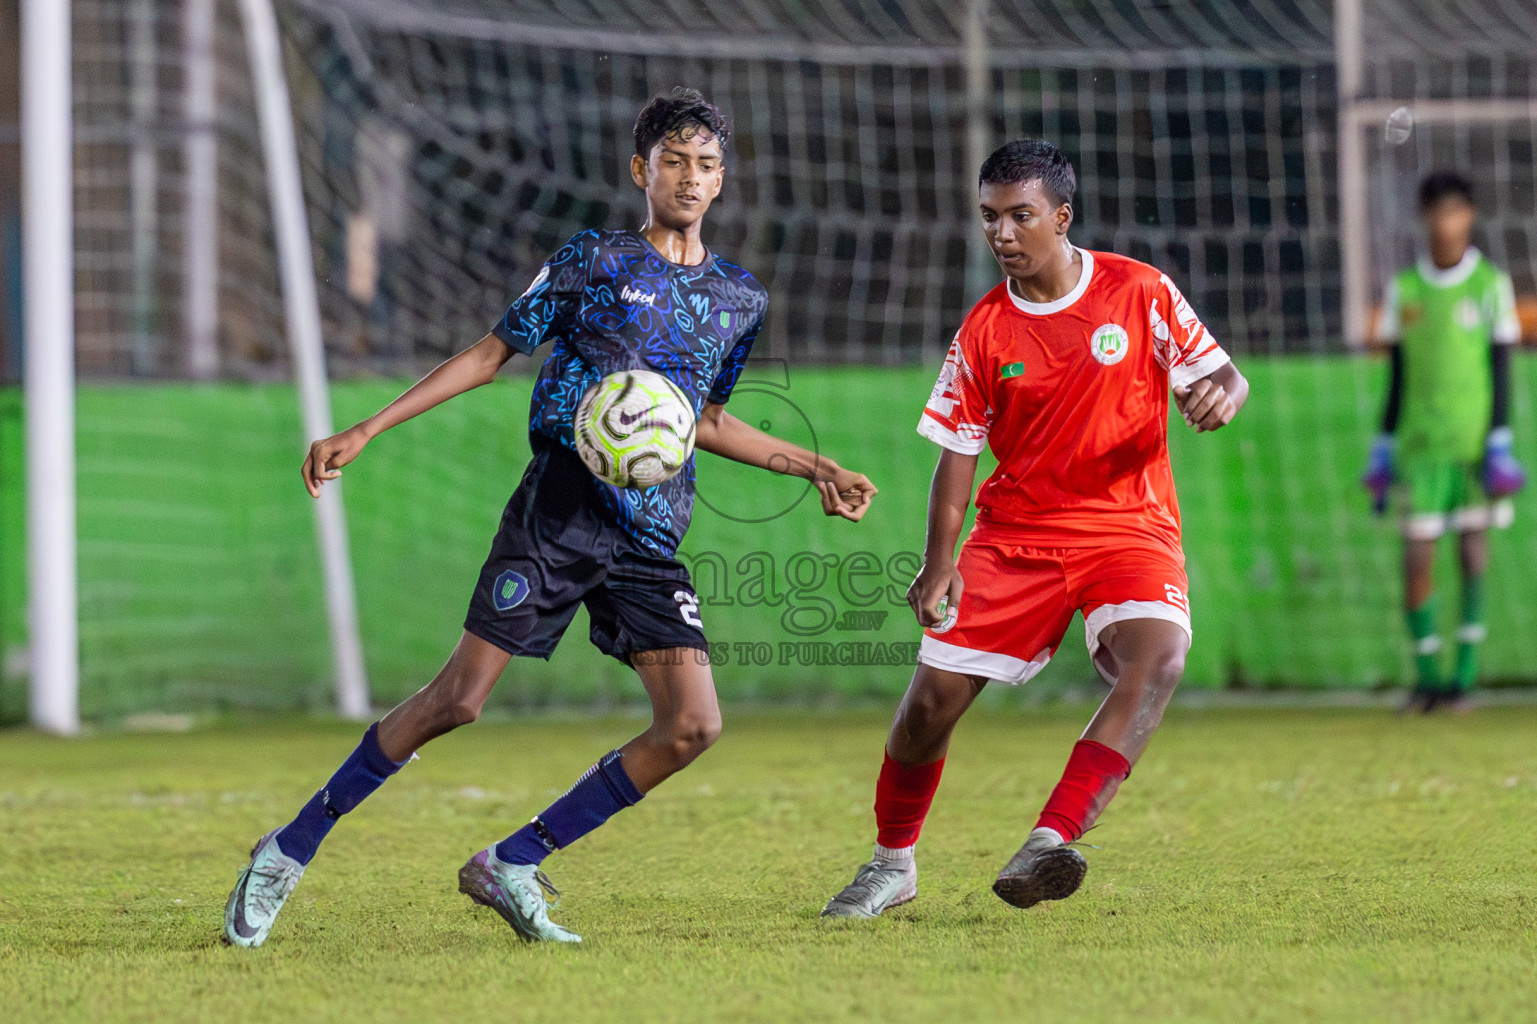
[3,356,1537,722]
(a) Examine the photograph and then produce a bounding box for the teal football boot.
[223,829,306,947]
[458,846,581,943]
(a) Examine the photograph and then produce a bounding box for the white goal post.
[22,0,79,735]
[237,0,371,720]
[23,0,372,730]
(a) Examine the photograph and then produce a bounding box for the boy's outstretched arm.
[907,449,979,628]
[1173,361,1249,433]
[695,402,877,521]
[302,333,514,497]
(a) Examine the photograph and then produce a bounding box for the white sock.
[873,842,915,865]
[1029,826,1065,847]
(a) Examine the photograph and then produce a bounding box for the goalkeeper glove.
[1484,426,1526,498]
[1361,433,1394,515]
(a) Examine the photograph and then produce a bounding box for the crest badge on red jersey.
[1090,323,1130,365]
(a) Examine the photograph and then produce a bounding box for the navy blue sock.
[276,723,407,865]
[496,750,644,865]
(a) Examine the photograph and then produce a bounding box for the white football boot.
[992,826,1087,909]
[223,829,306,947]
[821,857,918,918]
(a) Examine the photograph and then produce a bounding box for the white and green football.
[573,369,697,488]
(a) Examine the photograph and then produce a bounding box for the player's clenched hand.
[907,560,962,629]
[818,468,878,522]
[302,425,370,498]
[1173,378,1236,433]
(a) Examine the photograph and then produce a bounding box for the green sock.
[1406,597,1441,691]
[1453,575,1486,692]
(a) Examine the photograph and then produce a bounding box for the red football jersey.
[919,248,1229,549]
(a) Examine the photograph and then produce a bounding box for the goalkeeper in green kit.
[1362,171,1525,712]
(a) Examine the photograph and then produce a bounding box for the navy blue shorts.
[464,446,708,664]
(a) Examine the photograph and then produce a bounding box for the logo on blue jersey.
[500,229,769,557]
[492,570,531,611]
[518,265,549,300]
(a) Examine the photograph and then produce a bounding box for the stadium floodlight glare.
[23,0,80,735]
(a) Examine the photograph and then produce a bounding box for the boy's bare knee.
[909,676,961,721]
[681,712,723,758]
[442,696,482,729]
[1120,649,1185,701]
[1153,649,1186,690]
[655,709,721,765]
[906,684,973,735]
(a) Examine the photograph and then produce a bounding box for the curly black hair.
[979,138,1077,207]
[1419,170,1474,210]
[633,87,730,159]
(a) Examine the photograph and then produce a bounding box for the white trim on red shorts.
[1083,600,1192,659]
[918,635,1054,685]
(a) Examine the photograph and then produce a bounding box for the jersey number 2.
[674,590,703,628]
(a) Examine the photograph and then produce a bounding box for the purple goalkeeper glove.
[1484,427,1526,498]
[1361,434,1394,515]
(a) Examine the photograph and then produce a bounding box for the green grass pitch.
[4,707,1537,1023]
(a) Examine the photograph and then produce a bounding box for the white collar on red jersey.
[1004,247,1095,315]
[1416,247,1481,289]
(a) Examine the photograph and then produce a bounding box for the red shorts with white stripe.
[919,528,1192,684]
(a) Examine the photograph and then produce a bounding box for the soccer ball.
[573,369,697,488]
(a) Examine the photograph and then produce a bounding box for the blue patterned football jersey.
[491,228,768,557]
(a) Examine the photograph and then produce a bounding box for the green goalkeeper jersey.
[1381,247,1520,463]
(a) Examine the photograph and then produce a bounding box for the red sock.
[1035,739,1131,841]
[873,751,945,849]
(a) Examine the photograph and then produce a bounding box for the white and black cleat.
[223,829,306,947]
[992,827,1087,909]
[821,857,918,919]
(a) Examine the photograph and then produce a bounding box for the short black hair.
[1419,170,1474,210]
[979,138,1076,207]
[634,87,730,159]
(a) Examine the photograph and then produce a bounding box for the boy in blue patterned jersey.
[223,89,877,947]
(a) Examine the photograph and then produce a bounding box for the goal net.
[63,0,1361,376]
[1350,0,1537,342]
[8,0,1537,721]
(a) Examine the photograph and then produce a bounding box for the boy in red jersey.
[823,139,1249,918]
